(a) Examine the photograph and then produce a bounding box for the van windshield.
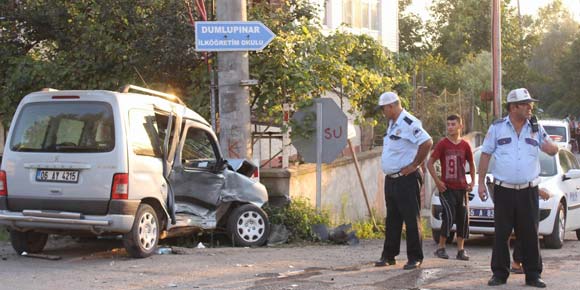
[10,102,115,152]
[542,125,567,142]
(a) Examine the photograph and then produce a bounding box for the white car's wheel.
[227,204,269,247]
[123,204,159,258]
[543,202,565,249]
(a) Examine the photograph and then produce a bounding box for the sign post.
[292,98,348,210]
[195,21,276,51]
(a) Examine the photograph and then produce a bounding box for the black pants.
[381,171,423,262]
[492,185,542,281]
[439,189,470,239]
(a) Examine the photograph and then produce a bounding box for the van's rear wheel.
[10,230,49,254]
[227,204,270,247]
[123,204,159,258]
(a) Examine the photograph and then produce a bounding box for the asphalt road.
[1,232,579,290]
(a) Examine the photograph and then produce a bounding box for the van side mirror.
[215,159,229,172]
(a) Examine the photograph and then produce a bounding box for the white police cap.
[507,88,538,103]
[378,92,399,106]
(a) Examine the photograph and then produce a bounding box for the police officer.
[478,88,558,288]
[374,92,433,270]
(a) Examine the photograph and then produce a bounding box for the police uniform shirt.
[481,117,549,184]
[381,109,431,174]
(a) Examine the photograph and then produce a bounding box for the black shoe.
[456,249,469,261]
[434,248,449,259]
[525,278,547,288]
[488,276,507,286]
[403,260,422,270]
[374,258,396,267]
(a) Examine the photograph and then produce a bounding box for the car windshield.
[543,125,567,142]
[10,102,115,153]
[472,149,557,176]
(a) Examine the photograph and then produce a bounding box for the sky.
[408,0,580,21]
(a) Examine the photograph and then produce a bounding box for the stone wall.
[261,147,386,223]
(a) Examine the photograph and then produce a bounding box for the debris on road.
[21,252,62,261]
[267,224,289,246]
[157,247,173,255]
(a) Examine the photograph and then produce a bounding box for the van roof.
[539,119,568,126]
[23,89,210,127]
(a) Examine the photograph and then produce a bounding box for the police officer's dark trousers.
[381,171,424,262]
[492,185,542,281]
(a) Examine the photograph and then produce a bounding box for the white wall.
[321,0,399,52]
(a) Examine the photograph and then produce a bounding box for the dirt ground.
[1,231,580,290]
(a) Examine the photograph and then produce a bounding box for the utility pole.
[217,0,252,159]
[491,0,502,118]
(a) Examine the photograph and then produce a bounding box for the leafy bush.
[0,227,8,242]
[264,197,330,242]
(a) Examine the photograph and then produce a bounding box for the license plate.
[36,169,79,183]
[470,208,494,218]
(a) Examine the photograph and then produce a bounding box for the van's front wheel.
[123,204,159,258]
[227,204,270,247]
[10,230,48,254]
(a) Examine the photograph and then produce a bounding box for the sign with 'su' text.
[291,98,348,164]
[195,21,276,52]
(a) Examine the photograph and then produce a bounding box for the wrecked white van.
[0,85,270,258]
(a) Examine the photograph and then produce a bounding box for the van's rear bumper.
[0,210,134,234]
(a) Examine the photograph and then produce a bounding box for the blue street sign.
[195,21,276,52]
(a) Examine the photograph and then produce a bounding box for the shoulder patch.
[492,118,506,125]
[403,116,413,125]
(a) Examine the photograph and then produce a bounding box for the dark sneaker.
[525,278,547,288]
[374,257,396,267]
[487,276,507,286]
[434,248,449,259]
[403,260,422,270]
[456,249,469,261]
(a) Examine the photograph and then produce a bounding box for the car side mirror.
[563,169,580,181]
[215,159,229,172]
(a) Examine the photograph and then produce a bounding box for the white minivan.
[539,119,572,151]
[0,85,270,257]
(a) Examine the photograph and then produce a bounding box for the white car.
[430,147,580,248]
[540,119,572,151]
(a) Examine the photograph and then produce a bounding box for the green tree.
[249,0,407,128]
[527,0,579,116]
[0,0,205,119]
[554,34,580,114]
[427,0,538,92]
[428,0,492,65]
[398,0,430,57]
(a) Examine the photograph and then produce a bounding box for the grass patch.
[0,227,8,242]
[352,216,433,240]
[264,197,331,242]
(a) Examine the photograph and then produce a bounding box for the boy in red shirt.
[427,114,475,260]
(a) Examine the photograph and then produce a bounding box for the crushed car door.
[169,121,225,208]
